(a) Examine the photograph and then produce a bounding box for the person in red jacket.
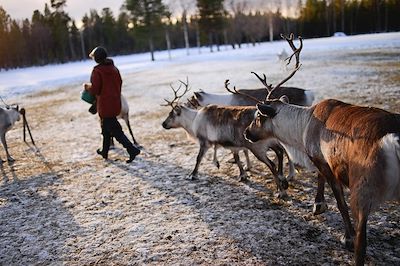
[85,46,140,163]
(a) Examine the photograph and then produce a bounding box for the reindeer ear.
[256,103,276,118]
[194,91,202,100]
[175,106,182,115]
[280,95,289,103]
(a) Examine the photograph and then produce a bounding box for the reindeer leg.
[313,173,328,215]
[285,150,296,181]
[243,149,252,171]
[124,117,140,147]
[251,147,288,198]
[212,145,220,169]
[1,132,13,162]
[189,142,209,180]
[325,175,355,251]
[271,146,285,180]
[233,151,248,181]
[350,187,370,266]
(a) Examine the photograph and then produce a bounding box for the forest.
[0,0,399,69]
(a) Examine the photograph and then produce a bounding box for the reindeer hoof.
[312,202,328,215]
[213,161,220,169]
[280,179,289,190]
[189,173,197,180]
[340,235,354,252]
[286,173,295,181]
[227,158,236,164]
[275,190,288,199]
[7,157,15,162]
[239,175,248,182]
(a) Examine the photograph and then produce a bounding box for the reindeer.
[244,35,400,265]
[0,104,21,163]
[118,94,139,146]
[233,34,327,215]
[245,97,400,266]
[161,80,289,197]
[190,85,314,108]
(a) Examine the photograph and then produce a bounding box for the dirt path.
[1,46,400,265]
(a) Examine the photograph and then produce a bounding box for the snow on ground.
[0,32,400,265]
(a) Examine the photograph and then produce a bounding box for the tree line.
[0,0,399,70]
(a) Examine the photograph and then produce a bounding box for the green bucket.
[81,90,95,104]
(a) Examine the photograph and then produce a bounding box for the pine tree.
[124,0,170,61]
[0,7,10,68]
[196,0,226,52]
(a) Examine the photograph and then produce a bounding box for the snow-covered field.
[1,32,400,265]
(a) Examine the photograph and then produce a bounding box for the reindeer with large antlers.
[250,34,328,215]
[244,34,400,265]
[162,79,289,197]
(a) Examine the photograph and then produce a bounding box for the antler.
[161,77,190,108]
[0,96,10,108]
[274,33,303,90]
[250,72,273,92]
[224,79,261,104]
[253,33,303,101]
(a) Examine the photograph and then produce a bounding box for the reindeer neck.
[273,105,313,151]
[180,107,198,136]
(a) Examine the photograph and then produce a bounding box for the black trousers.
[101,117,139,157]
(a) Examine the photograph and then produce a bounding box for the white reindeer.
[0,105,21,163]
[162,81,289,197]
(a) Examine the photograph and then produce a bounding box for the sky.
[0,0,124,22]
[0,0,299,23]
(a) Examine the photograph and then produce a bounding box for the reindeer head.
[1,100,21,123]
[244,96,289,143]
[161,78,192,129]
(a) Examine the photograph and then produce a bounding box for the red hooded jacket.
[88,59,122,118]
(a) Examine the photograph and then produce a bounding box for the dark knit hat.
[89,46,107,63]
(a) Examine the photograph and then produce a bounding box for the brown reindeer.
[161,80,289,197]
[245,97,400,266]
[244,34,400,265]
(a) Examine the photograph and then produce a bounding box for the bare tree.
[226,0,249,48]
[255,0,280,41]
[165,0,196,55]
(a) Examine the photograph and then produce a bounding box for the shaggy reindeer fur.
[162,104,289,196]
[245,98,400,266]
